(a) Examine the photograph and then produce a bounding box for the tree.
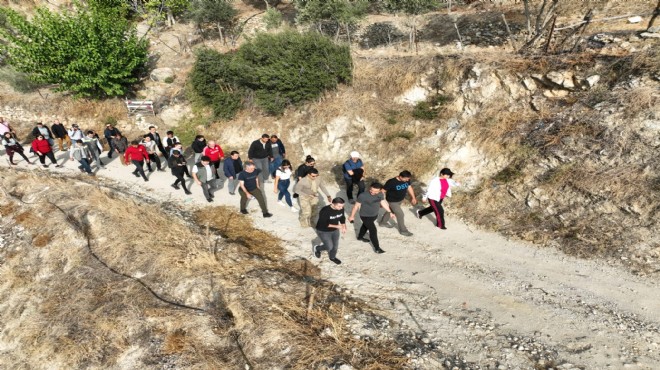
[382,0,439,52]
[188,0,238,44]
[294,0,369,42]
[144,0,190,26]
[0,4,148,98]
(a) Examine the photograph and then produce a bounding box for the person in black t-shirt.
[313,197,347,265]
[379,170,417,237]
[237,162,272,218]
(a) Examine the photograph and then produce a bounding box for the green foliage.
[164,76,175,83]
[263,7,283,30]
[0,66,44,93]
[144,0,190,16]
[0,5,148,98]
[188,0,237,27]
[412,101,436,120]
[294,0,368,30]
[103,116,119,126]
[384,130,414,142]
[189,31,352,118]
[381,0,440,15]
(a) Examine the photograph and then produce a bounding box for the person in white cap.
[342,151,365,204]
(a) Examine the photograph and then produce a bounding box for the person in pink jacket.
[416,168,458,229]
[31,135,61,168]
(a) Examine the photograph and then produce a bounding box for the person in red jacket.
[31,135,61,168]
[203,140,226,189]
[124,140,150,182]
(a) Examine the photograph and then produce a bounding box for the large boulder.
[150,68,175,82]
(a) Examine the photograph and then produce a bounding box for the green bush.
[0,4,148,98]
[412,101,436,120]
[189,31,352,118]
[0,66,43,93]
[263,8,283,30]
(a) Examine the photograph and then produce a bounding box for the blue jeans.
[78,158,92,174]
[269,156,283,177]
[277,178,292,206]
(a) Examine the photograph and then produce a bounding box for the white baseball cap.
[350,151,361,158]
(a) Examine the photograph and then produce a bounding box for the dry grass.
[0,172,409,369]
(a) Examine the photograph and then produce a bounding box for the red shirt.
[124,145,149,162]
[203,145,224,162]
[440,178,449,199]
[31,139,52,154]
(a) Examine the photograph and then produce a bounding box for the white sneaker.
[291,207,299,212]
[278,200,286,207]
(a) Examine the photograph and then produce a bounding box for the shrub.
[384,130,414,142]
[412,101,436,120]
[0,66,43,93]
[0,4,148,98]
[189,31,352,118]
[263,7,283,30]
[359,22,405,48]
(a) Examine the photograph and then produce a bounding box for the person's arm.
[69,147,75,160]
[123,148,130,165]
[344,161,354,176]
[318,179,332,203]
[407,185,418,205]
[218,146,224,159]
[273,174,280,193]
[247,141,256,160]
[239,179,250,197]
[279,140,286,158]
[380,199,396,218]
[339,213,347,233]
[192,169,202,186]
[348,202,361,222]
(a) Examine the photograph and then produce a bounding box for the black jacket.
[104,127,121,140]
[248,139,271,159]
[146,132,164,149]
[51,123,68,138]
[32,126,53,139]
[265,139,286,158]
[191,139,207,154]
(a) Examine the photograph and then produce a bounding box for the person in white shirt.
[273,159,297,212]
[192,156,216,202]
[141,135,164,172]
[417,168,459,230]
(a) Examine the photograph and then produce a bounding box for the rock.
[339,365,354,370]
[640,32,660,39]
[522,77,537,92]
[530,96,545,111]
[150,68,175,82]
[648,26,660,33]
[546,71,565,86]
[543,89,569,98]
[627,16,642,24]
[586,75,601,88]
[592,33,615,43]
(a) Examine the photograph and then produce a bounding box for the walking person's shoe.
[134,173,140,177]
[55,164,62,168]
[440,226,447,230]
[358,237,370,243]
[374,247,386,254]
[171,183,180,190]
[185,190,192,195]
[240,209,249,215]
[206,197,213,202]
[415,209,422,219]
[330,258,342,265]
[349,199,355,204]
[42,164,49,168]
[278,200,286,207]
[381,222,394,228]
[312,245,321,258]
[158,168,165,172]
[290,207,298,212]
[263,213,273,218]
[400,231,414,237]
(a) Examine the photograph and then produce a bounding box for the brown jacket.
[294,176,331,199]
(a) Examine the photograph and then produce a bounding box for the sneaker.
[185,190,192,195]
[144,178,149,182]
[158,168,165,172]
[400,231,414,237]
[330,258,342,265]
[278,200,286,207]
[240,209,249,215]
[171,183,180,190]
[381,223,394,228]
[312,245,321,258]
[374,248,386,254]
[358,237,370,243]
[290,207,298,212]
[440,226,447,230]
[133,172,140,177]
[43,164,49,168]
[263,213,273,218]
[229,192,235,195]
[349,199,356,204]
[415,209,422,219]
[207,198,213,202]
[55,164,62,168]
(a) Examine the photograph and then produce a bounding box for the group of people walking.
[2,117,459,266]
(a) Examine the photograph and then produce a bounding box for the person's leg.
[252,189,269,214]
[361,216,379,250]
[92,153,103,168]
[183,165,191,178]
[214,161,226,189]
[328,230,340,260]
[38,154,46,165]
[201,182,212,201]
[56,137,64,151]
[79,158,92,173]
[299,197,312,227]
[429,199,446,229]
[227,178,236,194]
[153,154,162,170]
[260,158,270,183]
[310,202,321,226]
[389,201,408,232]
[17,150,30,163]
[315,230,333,254]
[64,135,71,149]
[356,180,366,198]
[133,160,147,180]
[344,178,354,200]
[46,151,58,165]
[238,188,249,211]
[418,205,434,217]
[7,151,15,164]
[379,205,392,226]
[179,175,190,193]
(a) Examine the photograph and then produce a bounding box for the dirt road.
[3,151,658,369]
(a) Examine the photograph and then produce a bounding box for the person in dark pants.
[267,134,286,179]
[103,124,121,158]
[112,133,129,165]
[146,125,168,159]
[141,135,164,172]
[203,140,225,189]
[223,151,243,195]
[124,140,150,182]
[69,139,94,175]
[2,132,32,165]
[348,182,395,254]
[417,168,458,230]
[192,156,216,202]
[169,150,192,195]
[380,170,417,237]
[190,135,207,168]
[343,151,366,204]
[248,133,272,184]
[295,155,316,181]
[31,135,61,168]
[31,122,55,147]
[237,162,272,217]
[313,197,347,265]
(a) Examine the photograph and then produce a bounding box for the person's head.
[200,155,210,164]
[166,130,174,137]
[230,150,240,159]
[270,134,279,143]
[369,182,383,195]
[174,142,182,148]
[172,149,181,156]
[207,140,216,147]
[244,161,256,173]
[330,197,346,210]
[130,140,139,146]
[143,135,151,142]
[106,123,113,129]
[196,135,205,141]
[86,130,95,137]
[36,122,44,127]
[76,139,84,146]
[304,155,315,166]
[36,135,44,140]
[115,133,123,138]
[149,126,156,132]
[260,133,269,143]
[72,124,79,130]
[3,132,12,139]
[398,170,412,181]
[280,159,291,169]
[54,118,61,124]
[308,168,319,179]
[439,168,455,178]
[350,151,361,162]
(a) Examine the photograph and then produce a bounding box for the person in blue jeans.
[274,160,298,212]
[342,151,365,204]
